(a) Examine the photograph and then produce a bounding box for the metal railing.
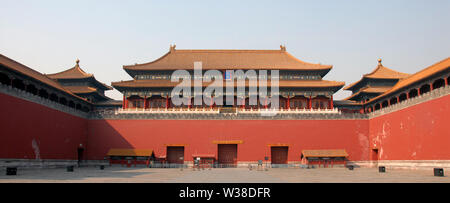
[104,107,341,115]
[237,108,340,114]
[148,163,188,168]
[116,107,220,114]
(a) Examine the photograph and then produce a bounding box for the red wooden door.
[271,147,288,164]
[167,147,184,164]
[218,144,237,165]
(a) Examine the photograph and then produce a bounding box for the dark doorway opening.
[77,148,84,166]
[372,149,379,161]
[433,78,445,89]
[420,84,431,94]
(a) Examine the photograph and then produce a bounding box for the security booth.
[301,149,349,168]
[192,154,215,169]
[106,149,154,167]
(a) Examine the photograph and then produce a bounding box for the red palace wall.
[369,94,450,161]
[86,119,370,162]
[2,90,449,164]
[0,93,88,160]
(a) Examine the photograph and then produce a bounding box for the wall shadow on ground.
[0,166,157,181]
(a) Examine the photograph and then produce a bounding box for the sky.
[1,0,449,100]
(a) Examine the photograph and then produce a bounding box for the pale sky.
[1,0,449,100]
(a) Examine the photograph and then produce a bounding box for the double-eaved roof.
[0,54,90,103]
[366,57,450,104]
[344,59,410,101]
[123,45,333,77]
[46,59,112,102]
[114,46,344,93]
[46,59,112,91]
[344,59,410,92]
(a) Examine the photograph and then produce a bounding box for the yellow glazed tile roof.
[367,57,450,103]
[0,54,90,103]
[112,79,345,88]
[46,59,112,90]
[301,149,349,158]
[124,46,332,71]
[106,149,153,157]
[344,59,410,90]
[46,59,93,79]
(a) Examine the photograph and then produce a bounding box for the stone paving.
[0,166,449,183]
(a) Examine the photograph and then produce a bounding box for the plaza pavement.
[0,166,448,183]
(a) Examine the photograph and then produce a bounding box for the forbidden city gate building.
[112,45,344,112]
[0,49,449,169]
[109,46,347,167]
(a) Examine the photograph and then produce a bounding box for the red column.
[445,78,448,86]
[287,97,290,109]
[166,96,169,109]
[144,96,147,109]
[417,88,421,96]
[397,97,400,103]
[188,97,191,109]
[308,96,312,109]
[125,97,129,109]
[430,83,433,91]
[241,98,245,109]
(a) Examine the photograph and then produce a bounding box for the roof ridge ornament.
[76,59,80,66]
[170,44,176,53]
[280,45,286,51]
[378,58,382,66]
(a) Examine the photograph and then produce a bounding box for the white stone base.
[0,159,78,168]
[352,160,450,171]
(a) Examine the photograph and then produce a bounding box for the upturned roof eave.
[122,48,333,71]
[0,54,92,104]
[111,80,345,94]
[365,57,450,105]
